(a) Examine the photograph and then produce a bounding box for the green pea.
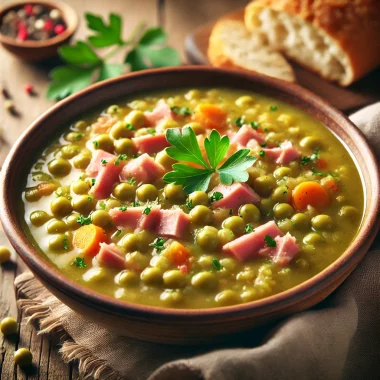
[236,95,254,107]
[116,270,139,287]
[65,132,84,142]
[47,219,67,234]
[119,234,139,252]
[212,208,232,228]
[163,270,188,288]
[151,255,172,271]
[277,218,294,233]
[240,288,259,303]
[188,191,209,206]
[65,213,81,230]
[49,234,70,251]
[0,317,18,335]
[14,348,33,367]
[114,138,135,156]
[191,272,218,291]
[236,269,255,282]
[217,228,235,246]
[72,195,96,214]
[215,290,241,306]
[24,187,41,202]
[50,197,73,217]
[136,230,156,252]
[55,186,70,198]
[113,183,136,201]
[141,267,163,286]
[273,166,291,179]
[30,210,52,227]
[160,289,184,306]
[109,122,129,140]
[291,213,310,229]
[311,214,333,230]
[156,150,176,168]
[190,205,213,225]
[125,251,150,271]
[196,226,219,251]
[295,257,310,269]
[303,232,323,245]
[125,110,146,128]
[339,206,359,220]
[300,136,323,150]
[73,153,92,170]
[239,204,261,223]
[273,203,294,219]
[156,118,179,130]
[222,216,245,236]
[91,210,112,227]
[271,186,290,203]
[198,255,214,270]
[107,104,119,115]
[48,158,71,177]
[185,89,201,100]
[73,120,88,130]
[136,184,158,202]
[219,257,237,271]
[71,180,90,195]
[164,184,187,204]
[102,198,121,211]
[0,246,11,264]
[60,144,80,159]
[253,175,276,197]
[258,198,275,216]
[186,122,205,135]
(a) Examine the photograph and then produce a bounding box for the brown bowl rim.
[0,0,78,48]
[1,66,379,321]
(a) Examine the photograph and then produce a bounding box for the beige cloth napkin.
[15,103,380,380]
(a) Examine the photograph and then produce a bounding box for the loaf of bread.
[245,0,380,86]
[208,19,295,82]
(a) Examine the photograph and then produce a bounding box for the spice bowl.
[0,0,78,62]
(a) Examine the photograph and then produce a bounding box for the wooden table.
[0,0,248,378]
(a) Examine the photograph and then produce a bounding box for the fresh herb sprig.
[72,257,87,268]
[47,13,180,100]
[301,150,319,166]
[163,127,256,194]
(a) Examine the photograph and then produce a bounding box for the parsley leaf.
[170,106,193,116]
[101,159,108,166]
[212,258,223,271]
[114,154,127,165]
[186,199,193,210]
[132,200,140,207]
[127,177,137,185]
[245,224,253,234]
[63,236,69,250]
[86,13,123,47]
[59,41,101,65]
[143,206,151,215]
[99,201,106,210]
[235,116,245,127]
[250,121,259,130]
[77,215,92,226]
[204,130,230,168]
[259,150,265,157]
[125,123,136,131]
[270,105,278,111]
[301,150,319,166]
[218,150,256,185]
[98,63,124,81]
[210,191,223,203]
[149,237,165,252]
[264,235,277,247]
[73,257,87,268]
[115,229,122,237]
[119,206,127,212]
[147,127,156,135]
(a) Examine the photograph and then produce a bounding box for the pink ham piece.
[144,99,176,126]
[211,183,260,210]
[96,243,126,270]
[223,221,283,261]
[151,209,190,239]
[89,160,124,199]
[132,133,170,155]
[230,124,265,146]
[91,116,117,134]
[86,149,117,177]
[109,205,161,230]
[139,206,162,230]
[121,153,165,184]
[258,233,300,266]
[262,141,300,165]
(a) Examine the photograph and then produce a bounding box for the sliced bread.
[208,19,295,83]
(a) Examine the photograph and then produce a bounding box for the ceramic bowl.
[0,0,78,61]
[1,67,379,344]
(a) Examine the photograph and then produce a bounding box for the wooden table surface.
[0,0,248,378]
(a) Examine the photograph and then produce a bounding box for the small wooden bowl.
[0,0,78,61]
[1,67,379,344]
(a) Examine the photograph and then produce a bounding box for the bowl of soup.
[1,67,379,343]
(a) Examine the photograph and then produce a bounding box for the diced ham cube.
[139,206,162,230]
[223,221,283,261]
[144,99,175,126]
[121,154,165,184]
[91,116,117,133]
[132,133,169,155]
[151,209,190,239]
[258,233,300,266]
[211,183,260,210]
[230,124,265,146]
[109,207,145,229]
[96,243,126,269]
[262,141,300,165]
[89,160,124,199]
[86,149,117,177]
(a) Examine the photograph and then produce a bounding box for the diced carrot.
[164,241,191,267]
[292,181,329,211]
[321,176,339,192]
[37,182,58,196]
[73,225,107,257]
[193,104,227,131]
[316,159,327,169]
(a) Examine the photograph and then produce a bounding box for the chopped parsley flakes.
[99,201,106,210]
[101,159,108,166]
[301,150,319,166]
[270,105,278,111]
[119,206,127,212]
[149,237,165,252]
[259,150,265,157]
[72,257,87,268]
[250,121,259,130]
[114,154,127,165]
[125,123,136,131]
[245,224,253,234]
[212,258,223,271]
[63,236,69,250]
[143,206,151,215]
[264,235,277,247]
[210,191,223,203]
[127,176,136,185]
[170,106,193,116]
[93,140,99,148]
[147,128,156,135]
[115,229,122,237]
[77,215,92,226]
[235,116,245,127]
[186,199,194,210]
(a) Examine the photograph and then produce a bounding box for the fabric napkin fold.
[15,103,380,380]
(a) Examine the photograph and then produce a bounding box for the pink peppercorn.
[24,4,34,16]
[54,24,65,35]
[43,19,54,31]
[17,28,28,41]
[24,84,34,95]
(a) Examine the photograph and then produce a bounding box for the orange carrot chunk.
[37,182,58,196]
[292,181,329,211]
[73,225,107,257]
[164,241,191,267]
[193,104,227,131]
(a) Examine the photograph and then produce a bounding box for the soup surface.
[22,88,363,308]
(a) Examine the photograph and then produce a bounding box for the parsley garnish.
[250,121,259,130]
[163,127,256,194]
[77,215,92,225]
[212,258,223,271]
[63,236,69,250]
[261,143,267,147]
[119,206,127,211]
[101,159,108,166]
[99,201,106,210]
[132,201,140,207]
[186,199,193,210]
[270,105,278,111]
[312,169,338,178]
[127,176,136,185]
[170,106,193,116]
[76,133,83,140]
[301,150,319,166]
[115,229,122,237]
[143,206,151,215]
[125,123,136,131]
[93,140,99,148]
[88,195,93,201]
[147,127,156,135]
[235,116,245,127]
[259,150,265,157]
[149,237,165,252]
[73,257,87,268]
[245,224,253,234]
[91,178,96,186]
[114,154,127,165]
[264,235,277,247]
[210,191,223,203]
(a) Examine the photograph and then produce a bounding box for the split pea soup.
[22,88,364,309]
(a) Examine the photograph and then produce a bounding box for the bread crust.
[245,0,380,85]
